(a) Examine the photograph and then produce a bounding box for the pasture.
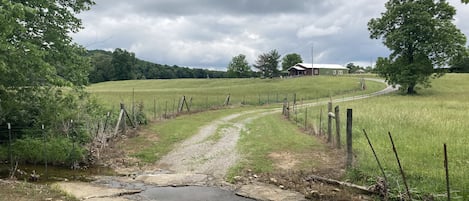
[87,76,384,118]
[299,74,469,199]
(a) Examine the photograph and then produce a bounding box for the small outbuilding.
[287,63,348,76]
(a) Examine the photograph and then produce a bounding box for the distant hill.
[87,49,227,83]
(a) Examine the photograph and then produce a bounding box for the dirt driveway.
[55,79,396,201]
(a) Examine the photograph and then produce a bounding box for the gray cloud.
[72,0,469,70]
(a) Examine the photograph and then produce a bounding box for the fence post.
[444,143,450,201]
[153,98,156,120]
[224,94,231,106]
[346,109,353,168]
[305,107,308,130]
[103,111,110,132]
[8,123,12,172]
[335,105,341,149]
[178,96,185,113]
[42,124,47,179]
[319,108,323,135]
[388,131,411,201]
[132,88,135,124]
[164,101,168,118]
[327,101,332,143]
[293,93,297,105]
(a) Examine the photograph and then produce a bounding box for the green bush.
[3,136,85,166]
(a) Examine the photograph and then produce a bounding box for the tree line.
[227,50,304,78]
[87,49,226,83]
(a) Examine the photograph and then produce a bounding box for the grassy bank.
[0,180,77,201]
[297,74,469,199]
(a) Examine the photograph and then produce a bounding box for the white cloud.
[72,0,469,70]
[297,25,342,38]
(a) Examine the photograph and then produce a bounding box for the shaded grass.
[227,114,324,181]
[298,74,469,199]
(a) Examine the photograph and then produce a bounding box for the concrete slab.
[135,173,209,186]
[54,181,140,201]
[236,183,307,201]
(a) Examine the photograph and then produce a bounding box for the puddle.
[130,186,254,201]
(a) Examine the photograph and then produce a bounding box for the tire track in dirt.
[155,79,397,181]
[156,110,276,180]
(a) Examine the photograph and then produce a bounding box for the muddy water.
[0,163,115,182]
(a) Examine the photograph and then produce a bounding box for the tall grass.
[87,77,384,118]
[298,74,469,199]
[227,114,324,180]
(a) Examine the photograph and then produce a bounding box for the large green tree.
[227,54,251,78]
[111,48,136,80]
[281,53,303,71]
[450,47,469,73]
[0,0,97,165]
[254,49,281,78]
[368,0,466,94]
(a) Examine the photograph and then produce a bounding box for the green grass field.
[297,74,469,199]
[87,76,384,119]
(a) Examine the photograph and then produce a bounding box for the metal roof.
[295,63,348,70]
[288,66,306,71]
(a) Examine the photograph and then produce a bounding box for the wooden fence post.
[103,111,110,132]
[335,105,341,149]
[305,107,308,130]
[8,123,12,172]
[327,101,332,143]
[224,94,231,106]
[42,124,47,179]
[346,108,353,168]
[164,101,168,119]
[178,96,185,113]
[319,108,323,135]
[153,98,156,120]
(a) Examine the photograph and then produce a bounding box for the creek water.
[0,163,115,182]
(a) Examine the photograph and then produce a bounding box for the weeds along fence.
[0,103,141,179]
[111,90,322,121]
[282,99,467,201]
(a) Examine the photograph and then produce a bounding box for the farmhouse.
[287,63,348,76]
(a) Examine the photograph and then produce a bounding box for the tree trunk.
[407,84,416,94]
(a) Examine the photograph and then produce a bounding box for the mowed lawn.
[312,74,469,199]
[87,76,384,118]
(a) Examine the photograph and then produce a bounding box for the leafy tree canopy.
[450,47,469,73]
[254,49,281,78]
[87,49,227,82]
[281,53,303,71]
[0,0,98,165]
[368,0,466,94]
[227,54,252,78]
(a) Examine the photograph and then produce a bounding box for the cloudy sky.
[72,0,469,70]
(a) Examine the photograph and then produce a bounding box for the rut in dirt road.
[156,110,274,180]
